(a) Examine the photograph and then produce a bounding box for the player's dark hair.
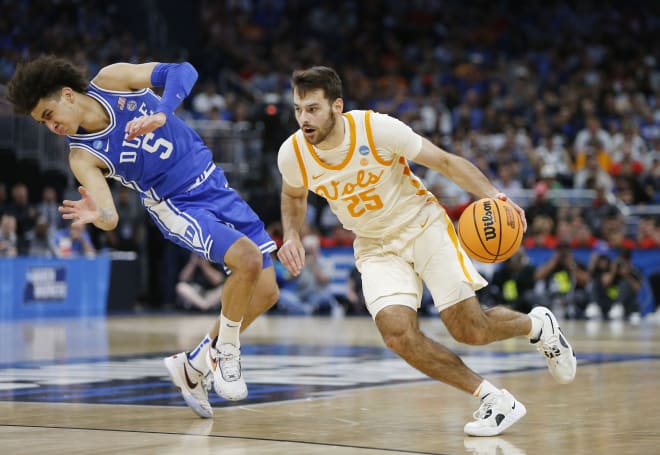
[291,66,343,102]
[7,55,88,115]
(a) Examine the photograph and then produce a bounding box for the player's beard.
[305,112,337,145]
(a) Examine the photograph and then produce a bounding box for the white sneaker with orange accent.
[164,352,213,418]
[207,343,247,401]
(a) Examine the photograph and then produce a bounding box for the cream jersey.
[278,110,442,238]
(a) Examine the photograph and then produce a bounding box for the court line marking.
[0,423,449,455]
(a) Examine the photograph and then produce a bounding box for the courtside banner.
[0,255,110,319]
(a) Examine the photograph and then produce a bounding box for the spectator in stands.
[345,265,368,315]
[611,121,648,165]
[534,127,572,187]
[36,185,63,234]
[574,116,613,170]
[636,217,660,249]
[569,217,601,249]
[175,252,225,311]
[104,186,144,252]
[271,252,315,316]
[192,80,227,119]
[290,233,343,316]
[0,182,7,217]
[600,213,637,250]
[534,242,591,319]
[523,215,558,248]
[574,147,614,192]
[581,182,620,238]
[588,247,642,322]
[6,182,37,254]
[25,215,57,257]
[487,248,538,314]
[524,181,557,230]
[53,223,96,258]
[0,213,18,257]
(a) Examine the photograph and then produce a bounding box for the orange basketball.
[457,198,523,263]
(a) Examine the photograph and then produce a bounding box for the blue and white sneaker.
[530,306,577,384]
[164,352,213,418]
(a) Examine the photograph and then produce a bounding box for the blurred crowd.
[1,1,659,317]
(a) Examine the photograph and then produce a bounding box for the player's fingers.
[59,200,77,208]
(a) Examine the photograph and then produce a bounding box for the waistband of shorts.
[186,162,216,192]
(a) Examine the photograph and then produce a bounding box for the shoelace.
[218,350,242,381]
[202,372,213,392]
[473,394,501,420]
[537,332,562,359]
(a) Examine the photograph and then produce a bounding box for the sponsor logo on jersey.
[93,140,104,150]
[358,145,370,155]
[127,100,138,111]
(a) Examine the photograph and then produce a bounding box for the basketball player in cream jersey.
[277,67,577,437]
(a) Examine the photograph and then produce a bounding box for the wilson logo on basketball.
[481,200,497,240]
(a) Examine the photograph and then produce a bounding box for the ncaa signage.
[23,266,67,303]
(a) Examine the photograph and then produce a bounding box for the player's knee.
[226,241,263,282]
[381,328,418,355]
[450,325,489,345]
[264,285,280,308]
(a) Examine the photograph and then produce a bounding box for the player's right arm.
[59,147,119,231]
[277,137,309,276]
[93,62,199,140]
[278,181,308,276]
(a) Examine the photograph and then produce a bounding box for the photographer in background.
[487,248,538,314]
[534,242,591,319]
[589,248,643,322]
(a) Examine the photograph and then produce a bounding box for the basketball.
[457,198,523,263]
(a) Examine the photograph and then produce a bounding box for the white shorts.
[354,208,487,319]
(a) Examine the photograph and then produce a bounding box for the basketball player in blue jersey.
[7,56,280,418]
[277,67,577,436]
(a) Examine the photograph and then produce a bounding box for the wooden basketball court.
[0,314,658,454]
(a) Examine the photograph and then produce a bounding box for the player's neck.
[78,94,111,133]
[315,115,346,151]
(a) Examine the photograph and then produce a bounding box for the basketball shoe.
[464,389,527,437]
[529,305,577,384]
[207,343,247,401]
[164,352,213,418]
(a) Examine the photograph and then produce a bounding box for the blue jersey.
[66,82,212,201]
[64,82,276,267]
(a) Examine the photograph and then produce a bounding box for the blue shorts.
[143,167,275,269]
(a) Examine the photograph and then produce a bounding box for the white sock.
[473,380,499,400]
[528,314,543,340]
[187,334,212,373]
[218,313,242,348]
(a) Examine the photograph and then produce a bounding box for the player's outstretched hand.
[277,238,306,277]
[495,192,527,232]
[59,186,99,227]
[125,112,167,140]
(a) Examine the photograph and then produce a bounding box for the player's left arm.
[412,138,527,230]
[93,62,198,140]
[60,147,119,231]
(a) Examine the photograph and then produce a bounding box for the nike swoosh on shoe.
[183,363,199,389]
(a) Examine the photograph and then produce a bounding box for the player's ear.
[332,97,343,114]
[61,87,75,103]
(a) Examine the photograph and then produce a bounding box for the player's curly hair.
[291,66,343,102]
[7,55,88,115]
